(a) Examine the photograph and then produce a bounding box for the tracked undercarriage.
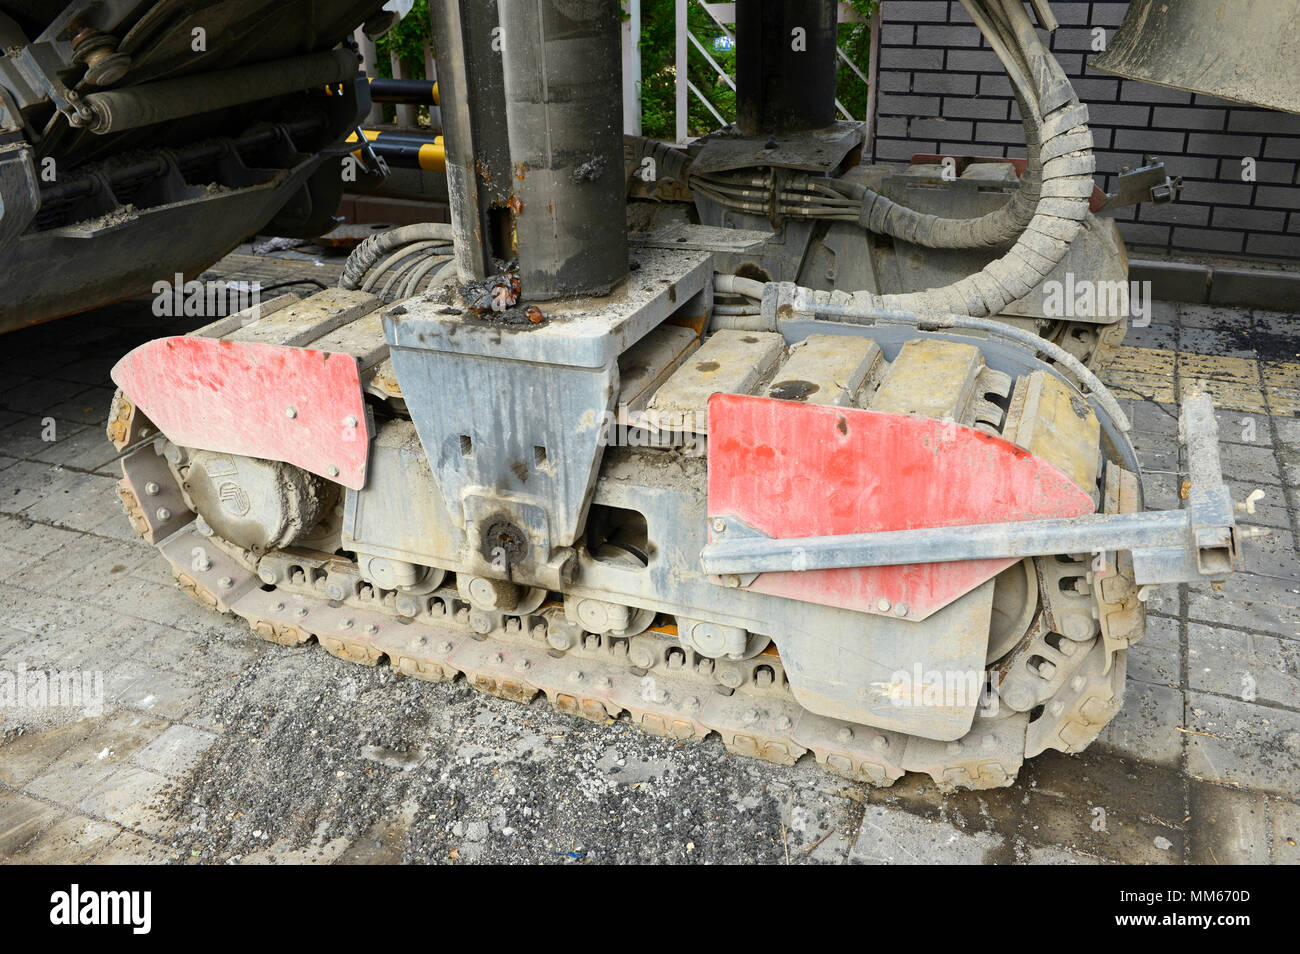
[110,269,1155,790]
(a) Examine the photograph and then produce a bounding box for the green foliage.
[632,0,877,140]
[376,0,432,79]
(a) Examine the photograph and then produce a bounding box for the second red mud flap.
[111,336,371,489]
[705,393,1095,620]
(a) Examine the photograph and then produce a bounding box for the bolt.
[272,602,285,612]
[602,677,613,690]
[341,619,354,630]
[218,577,233,589]
[569,670,584,683]
[515,659,531,673]
[144,481,160,496]
[344,415,358,428]
[683,696,700,711]
[259,567,278,585]
[743,708,759,724]
[652,688,668,703]
[893,603,908,618]
[491,652,504,664]
[294,607,308,619]
[364,623,378,635]
[327,465,340,478]
[711,518,727,534]
[871,736,888,752]
[776,715,792,731]
[438,640,453,654]
[285,406,297,419]
[876,597,892,613]
[723,574,742,588]
[837,726,853,742]
[155,507,172,521]
[717,667,744,689]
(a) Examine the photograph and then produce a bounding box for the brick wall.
[873,0,1300,262]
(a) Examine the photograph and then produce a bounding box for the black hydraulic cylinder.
[83,49,359,134]
[368,77,440,104]
[498,0,627,300]
[735,0,839,136]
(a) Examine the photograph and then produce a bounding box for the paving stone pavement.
[0,254,1297,864]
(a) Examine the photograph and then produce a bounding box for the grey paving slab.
[1188,622,1300,708]
[1128,614,1181,687]
[849,805,1004,864]
[30,425,123,472]
[1186,577,1300,641]
[1186,781,1272,864]
[1,812,121,863]
[20,471,123,533]
[129,723,218,779]
[0,789,62,858]
[1185,691,1300,796]
[1098,680,1186,768]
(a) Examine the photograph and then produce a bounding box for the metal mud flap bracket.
[700,386,1258,734]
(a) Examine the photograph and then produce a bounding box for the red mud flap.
[111,336,371,490]
[706,393,1095,621]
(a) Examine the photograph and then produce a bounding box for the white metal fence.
[621,0,879,143]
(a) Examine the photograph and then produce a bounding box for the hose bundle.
[338,222,459,302]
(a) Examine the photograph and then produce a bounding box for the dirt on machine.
[2,0,1280,790]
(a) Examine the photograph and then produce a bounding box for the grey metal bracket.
[700,390,1257,588]
[1097,155,1183,211]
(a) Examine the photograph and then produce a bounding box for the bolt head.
[327,465,340,478]
[712,518,726,534]
[285,406,297,419]
[155,507,171,520]
[144,481,160,496]
[364,623,378,635]
[218,576,233,589]
[344,415,358,428]
[876,597,892,613]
